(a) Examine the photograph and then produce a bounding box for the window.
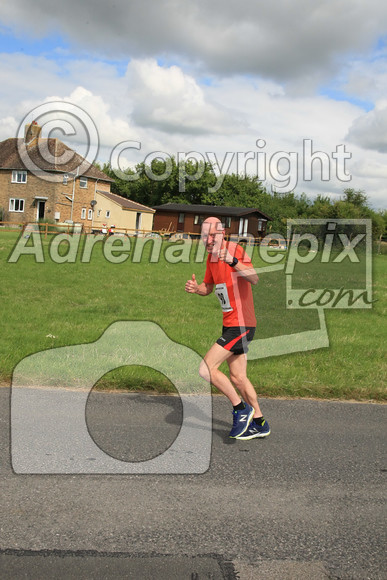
[81,208,86,219]
[106,210,110,218]
[178,212,184,223]
[63,174,68,185]
[97,209,101,217]
[194,215,206,226]
[9,198,25,212]
[258,220,263,231]
[225,217,231,228]
[12,170,27,183]
[79,177,88,188]
[88,209,93,220]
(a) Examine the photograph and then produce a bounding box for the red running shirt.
[203,243,257,327]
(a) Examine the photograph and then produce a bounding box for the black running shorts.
[216,326,256,355]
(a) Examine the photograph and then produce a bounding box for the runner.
[185,217,270,439]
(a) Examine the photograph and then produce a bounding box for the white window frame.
[81,208,86,219]
[12,170,27,184]
[106,210,110,218]
[9,198,25,212]
[194,214,205,226]
[79,177,88,188]
[63,174,68,185]
[87,209,93,220]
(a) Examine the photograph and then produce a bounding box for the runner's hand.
[185,274,199,293]
[217,247,233,264]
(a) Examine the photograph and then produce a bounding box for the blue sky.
[0,27,66,55]
[0,0,386,208]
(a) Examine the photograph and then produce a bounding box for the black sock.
[254,416,265,426]
[233,402,246,411]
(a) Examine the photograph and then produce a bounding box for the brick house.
[0,122,113,228]
[152,203,272,239]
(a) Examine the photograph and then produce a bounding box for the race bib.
[215,283,233,312]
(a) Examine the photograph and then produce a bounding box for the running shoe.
[229,403,254,438]
[235,418,271,440]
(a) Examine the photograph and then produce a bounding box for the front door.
[177,212,185,232]
[37,200,45,220]
[136,212,142,233]
[239,217,248,236]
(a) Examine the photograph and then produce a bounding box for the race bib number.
[215,283,233,313]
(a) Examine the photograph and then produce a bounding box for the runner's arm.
[217,248,259,285]
[195,281,214,296]
[185,274,214,295]
[230,260,258,285]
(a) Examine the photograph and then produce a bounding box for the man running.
[185,217,270,440]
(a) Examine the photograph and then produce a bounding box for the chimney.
[24,121,42,145]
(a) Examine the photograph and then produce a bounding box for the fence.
[0,221,163,239]
[0,221,290,247]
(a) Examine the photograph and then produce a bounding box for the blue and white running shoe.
[235,418,271,440]
[229,403,254,438]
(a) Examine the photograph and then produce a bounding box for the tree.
[306,194,334,218]
[102,157,220,207]
[101,159,384,244]
[379,210,387,238]
[342,188,369,207]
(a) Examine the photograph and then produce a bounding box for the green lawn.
[0,231,385,400]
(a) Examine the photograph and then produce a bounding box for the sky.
[0,0,386,209]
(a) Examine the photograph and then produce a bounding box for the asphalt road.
[0,387,386,579]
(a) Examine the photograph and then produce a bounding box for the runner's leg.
[227,353,263,418]
[199,343,242,406]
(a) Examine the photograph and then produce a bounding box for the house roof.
[97,190,155,213]
[153,203,272,221]
[0,137,113,182]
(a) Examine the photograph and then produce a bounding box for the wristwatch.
[228,257,239,268]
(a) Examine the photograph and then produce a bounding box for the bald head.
[203,216,222,226]
[201,217,225,254]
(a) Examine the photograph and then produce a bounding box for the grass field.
[1,230,385,401]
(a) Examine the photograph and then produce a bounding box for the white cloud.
[0,53,129,134]
[0,52,385,208]
[346,102,387,153]
[343,56,387,104]
[353,156,387,179]
[0,2,386,209]
[0,115,18,139]
[126,59,243,135]
[1,0,387,83]
[50,87,134,147]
